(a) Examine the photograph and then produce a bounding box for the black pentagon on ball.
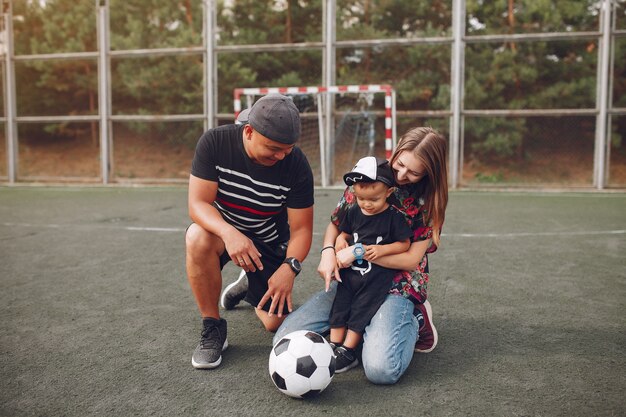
[273,338,290,356]
[295,355,317,378]
[328,355,336,376]
[271,372,287,390]
[304,331,325,344]
[300,389,322,399]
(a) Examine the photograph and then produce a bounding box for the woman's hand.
[336,246,356,269]
[335,234,349,251]
[317,249,341,292]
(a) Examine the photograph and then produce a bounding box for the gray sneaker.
[220,270,248,310]
[191,317,228,369]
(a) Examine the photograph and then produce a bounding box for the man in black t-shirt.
[186,94,314,369]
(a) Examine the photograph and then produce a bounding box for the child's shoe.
[334,346,359,373]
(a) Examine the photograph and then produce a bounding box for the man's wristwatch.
[353,243,365,264]
[283,257,302,276]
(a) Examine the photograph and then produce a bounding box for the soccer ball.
[268,330,336,398]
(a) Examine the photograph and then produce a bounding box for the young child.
[327,156,413,373]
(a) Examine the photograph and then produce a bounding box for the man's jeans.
[274,281,418,384]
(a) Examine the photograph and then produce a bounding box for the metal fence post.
[96,0,111,184]
[449,0,466,189]
[2,0,17,183]
[605,0,618,187]
[594,0,612,189]
[203,0,216,131]
[323,0,336,186]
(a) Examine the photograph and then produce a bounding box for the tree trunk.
[183,0,195,36]
[363,0,371,82]
[285,0,293,43]
[508,0,517,52]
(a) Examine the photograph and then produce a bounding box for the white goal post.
[234,85,397,187]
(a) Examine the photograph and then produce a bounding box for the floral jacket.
[330,185,437,306]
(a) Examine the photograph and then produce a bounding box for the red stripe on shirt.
[216,197,282,216]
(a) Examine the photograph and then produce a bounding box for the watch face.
[285,257,301,273]
[291,258,301,271]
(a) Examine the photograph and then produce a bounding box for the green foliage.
[13,0,96,55]
[9,0,625,166]
[463,0,600,159]
[465,117,525,159]
[613,36,626,152]
[214,0,323,112]
[335,0,452,112]
[466,0,599,34]
[12,1,98,139]
[475,170,505,183]
[109,0,203,49]
[218,0,322,45]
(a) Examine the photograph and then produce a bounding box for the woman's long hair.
[389,127,448,247]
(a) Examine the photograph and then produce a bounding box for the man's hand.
[257,264,295,317]
[336,246,356,269]
[222,231,263,272]
[318,249,341,292]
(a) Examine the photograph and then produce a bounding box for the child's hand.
[335,235,349,251]
[336,246,356,269]
[364,244,385,261]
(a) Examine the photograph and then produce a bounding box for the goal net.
[234,85,396,186]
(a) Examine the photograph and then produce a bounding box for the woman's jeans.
[274,282,419,385]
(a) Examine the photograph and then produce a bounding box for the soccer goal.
[234,85,397,187]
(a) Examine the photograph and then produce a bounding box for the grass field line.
[2,222,625,238]
[1,222,185,233]
[442,230,626,238]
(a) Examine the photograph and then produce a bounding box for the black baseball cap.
[343,156,395,187]
[248,94,301,144]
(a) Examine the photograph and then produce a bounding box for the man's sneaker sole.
[220,270,247,310]
[191,339,229,369]
[415,299,438,353]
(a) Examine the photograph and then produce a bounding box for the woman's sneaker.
[220,270,248,310]
[334,346,359,373]
[414,299,438,353]
[191,317,228,369]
